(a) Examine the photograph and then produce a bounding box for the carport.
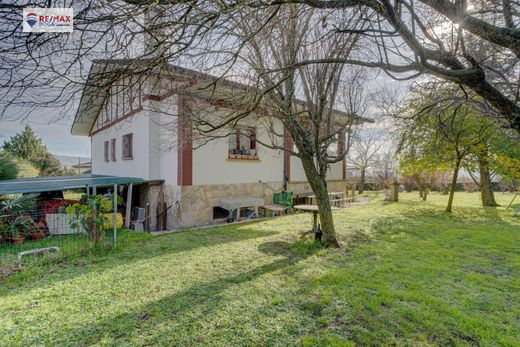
[0,175,164,241]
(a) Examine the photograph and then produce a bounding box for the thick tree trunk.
[479,153,498,207]
[359,168,366,194]
[446,159,461,213]
[300,155,340,247]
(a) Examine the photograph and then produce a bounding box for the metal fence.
[0,198,118,272]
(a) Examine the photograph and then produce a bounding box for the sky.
[0,118,91,158]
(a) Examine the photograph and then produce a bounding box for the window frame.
[228,127,258,160]
[122,133,134,160]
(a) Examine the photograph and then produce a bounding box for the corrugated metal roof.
[0,175,162,195]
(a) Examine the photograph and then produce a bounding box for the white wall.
[149,97,179,186]
[91,111,151,179]
[192,125,285,185]
[90,73,344,185]
[290,156,344,182]
[91,77,180,185]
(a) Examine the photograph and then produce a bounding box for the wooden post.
[313,211,318,231]
[392,180,399,202]
[125,183,133,228]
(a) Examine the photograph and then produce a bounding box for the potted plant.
[30,220,47,240]
[0,194,38,244]
[2,220,25,244]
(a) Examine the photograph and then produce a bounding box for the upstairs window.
[110,138,116,161]
[122,133,133,160]
[228,127,258,160]
[104,141,109,162]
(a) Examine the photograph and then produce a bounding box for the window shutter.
[111,138,116,161]
[123,135,128,158]
[104,141,109,162]
[128,133,133,158]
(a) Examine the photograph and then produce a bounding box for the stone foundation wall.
[139,184,163,231]
[164,179,347,229]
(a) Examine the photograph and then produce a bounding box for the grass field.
[0,192,519,346]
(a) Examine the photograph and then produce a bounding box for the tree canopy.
[2,125,64,176]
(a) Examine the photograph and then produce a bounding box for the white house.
[71,60,361,230]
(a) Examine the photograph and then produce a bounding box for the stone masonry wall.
[165,179,347,228]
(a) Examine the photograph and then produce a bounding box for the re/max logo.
[23,8,73,33]
[38,15,72,23]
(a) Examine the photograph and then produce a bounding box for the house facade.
[71,61,351,230]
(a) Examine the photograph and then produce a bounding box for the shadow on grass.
[395,199,519,227]
[51,240,318,345]
[0,224,280,293]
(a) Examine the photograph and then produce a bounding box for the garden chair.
[272,191,293,214]
[130,207,146,231]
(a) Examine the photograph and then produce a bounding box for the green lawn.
[1,192,519,346]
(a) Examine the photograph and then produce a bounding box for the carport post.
[125,183,133,229]
[113,184,117,246]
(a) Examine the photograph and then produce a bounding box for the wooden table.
[294,204,339,231]
[262,204,286,217]
[219,197,265,221]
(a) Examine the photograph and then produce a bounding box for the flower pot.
[8,236,25,244]
[30,232,45,241]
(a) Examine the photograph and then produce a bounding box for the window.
[122,133,133,160]
[228,127,257,160]
[104,141,109,162]
[110,138,116,161]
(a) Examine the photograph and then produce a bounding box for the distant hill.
[55,155,91,169]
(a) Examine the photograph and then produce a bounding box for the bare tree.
[196,6,369,247]
[1,1,520,136]
[348,127,385,193]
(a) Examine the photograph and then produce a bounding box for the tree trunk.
[359,168,366,194]
[422,188,429,201]
[446,159,461,213]
[300,155,340,247]
[478,153,498,207]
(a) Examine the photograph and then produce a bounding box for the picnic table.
[218,197,265,222]
[294,204,340,231]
